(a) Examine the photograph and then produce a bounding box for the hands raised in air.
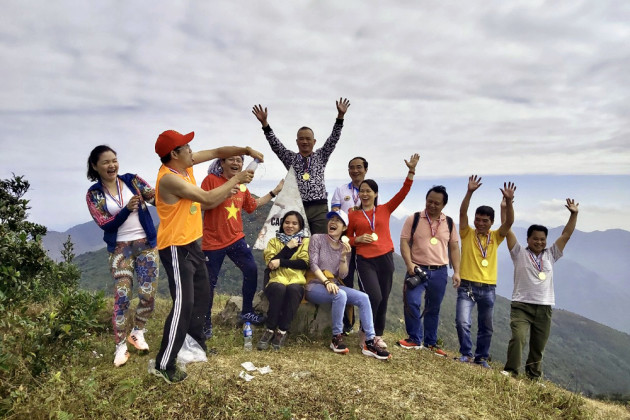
[252,104,268,127]
[336,98,351,118]
[405,153,420,171]
[500,182,516,202]
[565,198,579,214]
[467,175,482,192]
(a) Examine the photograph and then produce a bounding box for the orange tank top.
[156,165,202,249]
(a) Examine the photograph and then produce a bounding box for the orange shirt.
[201,174,257,250]
[155,165,202,249]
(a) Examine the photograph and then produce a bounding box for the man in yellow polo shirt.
[152,129,263,384]
[457,175,515,368]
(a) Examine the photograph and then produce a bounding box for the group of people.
[86,97,579,384]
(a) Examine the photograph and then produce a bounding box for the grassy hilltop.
[7,296,630,420]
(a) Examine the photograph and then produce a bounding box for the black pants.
[356,252,394,336]
[264,282,304,332]
[155,242,209,373]
[342,246,357,330]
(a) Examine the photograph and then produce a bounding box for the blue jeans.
[455,282,496,361]
[204,238,258,323]
[403,266,447,347]
[305,283,375,340]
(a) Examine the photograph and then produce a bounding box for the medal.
[475,231,491,265]
[190,203,198,214]
[527,248,546,279]
[302,173,310,181]
[372,233,378,241]
[538,272,546,280]
[341,236,349,244]
[425,212,442,244]
[430,237,438,245]
[361,208,377,243]
[239,184,247,192]
[481,259,489,267]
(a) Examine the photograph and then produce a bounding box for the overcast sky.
[1,1,628,232]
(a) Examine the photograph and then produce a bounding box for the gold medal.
[239,184,247,192]
[481,259,489,267]
[190,203,198,214]
[372,233,378,241]
[302,173,310,181]
[538,272,546,280]
[430,237,438,245]
[341,236,349,244]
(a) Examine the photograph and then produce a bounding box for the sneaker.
[456,355,473,363]
[128,328,149,351]
[374,336,388,349]
[397,338,423,350]
[257,329,275,351]
[114,342,129,367]
[427,345,447,357]
[475,359,491,369]
[342,325,354,336]
[271,330,287,350]
[240,312,266,326]
[362,340,391,360]
[330,334,349,354]
[358,330,366,350]
[203,322,213,340]
[153,367,188,384]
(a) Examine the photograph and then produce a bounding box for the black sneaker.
[153,367,187,384]
[330,334,349,354]
[362,339,391,360]
[271,330,287,350]
[257,329,275,351]
[240,312,266,326]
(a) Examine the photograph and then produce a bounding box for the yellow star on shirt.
[225,201,240,220]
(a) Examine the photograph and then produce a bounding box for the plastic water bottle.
[245,158,260,172]
[243,322,253,351]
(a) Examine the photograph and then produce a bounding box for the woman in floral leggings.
[86,145,159,367]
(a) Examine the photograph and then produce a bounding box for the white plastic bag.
[176,334,208,365]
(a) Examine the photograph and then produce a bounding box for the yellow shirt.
[155,165,202,249]
[459,225,504,285]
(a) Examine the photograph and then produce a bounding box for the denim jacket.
[86,173,157,252]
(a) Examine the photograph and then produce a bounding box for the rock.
[218,291,334,337]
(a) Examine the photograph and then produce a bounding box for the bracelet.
[269,190,276,198]
[408,170,415,175]
[323,280,331,286]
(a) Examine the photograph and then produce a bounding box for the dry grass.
[6,296,629,420]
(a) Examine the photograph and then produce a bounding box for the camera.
[405,266,428,289]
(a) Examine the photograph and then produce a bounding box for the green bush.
[0,175,107,416]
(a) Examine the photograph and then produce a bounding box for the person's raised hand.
[252,104,268,126]
[565,198,579,214]
[336,98,351,118]
[467,175,483,192]
[405,153,420,171]
[500,182,516,202]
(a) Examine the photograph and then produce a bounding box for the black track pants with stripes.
[155,242,209,373]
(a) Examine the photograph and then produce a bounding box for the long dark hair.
[359,179,379,208]
[279,211,305,234]
[87,145,117,182]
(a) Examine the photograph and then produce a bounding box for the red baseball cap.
[155,130,195,158]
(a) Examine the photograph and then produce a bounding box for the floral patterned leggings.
[109,238,159,344]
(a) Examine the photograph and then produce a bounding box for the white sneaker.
[114,343,129,367]
[374,336,388,349]
[128,328,149,351]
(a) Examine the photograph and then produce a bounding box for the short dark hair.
[160,145,187,164]
[348,156,368,170]
[527,224,548,238]
[87,145,117,182]
[475,205,495,222]
[426,185,448,205]
[297,126,314,137]
[359,179,379,207]
[280,211,305,233]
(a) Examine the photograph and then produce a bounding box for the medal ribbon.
[475,231,491,258]
[105,178,124,208]
[167,167,190,181]
[527,249,544,272]
[350,183,360,207]
[361,208,376,232]
[302,155,311,175]
[425,212,442,237]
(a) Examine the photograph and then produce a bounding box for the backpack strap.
[409,212,421,249]
[446,216,454,268]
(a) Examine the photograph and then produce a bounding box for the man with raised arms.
[502,199,579,380]
[152,129,263,384]
[252,98,351,234]
[456,175,515,366]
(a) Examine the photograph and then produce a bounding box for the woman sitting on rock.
[258,211,309,350]
[306,210,391,360]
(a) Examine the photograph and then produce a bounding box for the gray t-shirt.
[509,241,563,306]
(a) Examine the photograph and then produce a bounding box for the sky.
[1,1,629,232]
